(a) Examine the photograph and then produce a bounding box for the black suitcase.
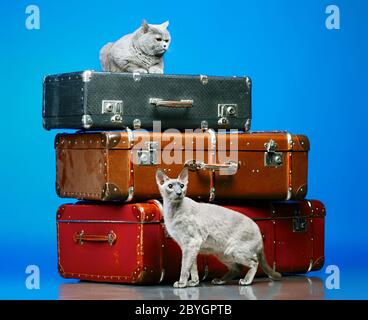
[42,71,251,131]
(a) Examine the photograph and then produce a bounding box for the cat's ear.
[141,19,150,33]
[161,21,169,29]
[178,168,188,184]
[156,169,169,186]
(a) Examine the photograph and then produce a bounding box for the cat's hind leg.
[239,258,259,286]
[212,261,242,285]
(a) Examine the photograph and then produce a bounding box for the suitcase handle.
[149,98,193,108]
[184,160,239,175]
[73,230,117,246]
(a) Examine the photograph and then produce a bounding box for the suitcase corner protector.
[82,70,93,82]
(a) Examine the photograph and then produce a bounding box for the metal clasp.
[218,104,238,127]
[293,210,308,232]
[102,100,123,116]
[264,139,283,167]
[137,142,159,165]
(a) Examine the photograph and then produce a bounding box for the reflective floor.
[58,276,324,300]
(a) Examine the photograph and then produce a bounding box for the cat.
[155,168,282,288]
[100,20,170,74]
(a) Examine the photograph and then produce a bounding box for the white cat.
[100,20,170,74]
[156,168,282,288]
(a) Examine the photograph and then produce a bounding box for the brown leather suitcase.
[55,130,309,202]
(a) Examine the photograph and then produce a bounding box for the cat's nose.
[175,191,182,196]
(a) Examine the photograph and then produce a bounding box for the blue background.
[0,0,367,299]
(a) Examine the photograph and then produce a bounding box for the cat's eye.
[180,184,185,188]
[156,38,162,41]
[168,184,173,189]
[164,39,169,43]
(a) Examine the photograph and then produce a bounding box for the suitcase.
[43,71,251,131]
[55,130,309,202]
[56,200,325,284]
[56,200,207,284]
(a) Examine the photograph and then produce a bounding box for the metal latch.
[102,100,123,114]
[264,139,283,167]
[293,210,308,232]
[137,142,158,165]
[218,104,238,126]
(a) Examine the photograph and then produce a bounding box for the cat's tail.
[258,250,282,281]
[100,42,114,71]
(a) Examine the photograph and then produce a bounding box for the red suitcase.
[57,200,325,284]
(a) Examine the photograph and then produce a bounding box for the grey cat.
[156,168,282,288]
[100,20,170,73]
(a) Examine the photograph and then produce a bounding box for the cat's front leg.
[188,261,199,287]
[174,243,200,288]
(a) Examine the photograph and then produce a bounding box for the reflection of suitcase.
[56,200,207,284]
[57,200,325,284]
[55,130,309,202]
[43,71,251,131]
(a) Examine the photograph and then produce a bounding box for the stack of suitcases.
[43,71,325,284]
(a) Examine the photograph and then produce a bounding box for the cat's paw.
[133,68,148,74]
[173,281,187,288]
[187,280,199,287]
[239,278,253,286]
[211,278,226,285]
[148,67,163,74]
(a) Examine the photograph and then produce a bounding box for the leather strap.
[73,230,117,246]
